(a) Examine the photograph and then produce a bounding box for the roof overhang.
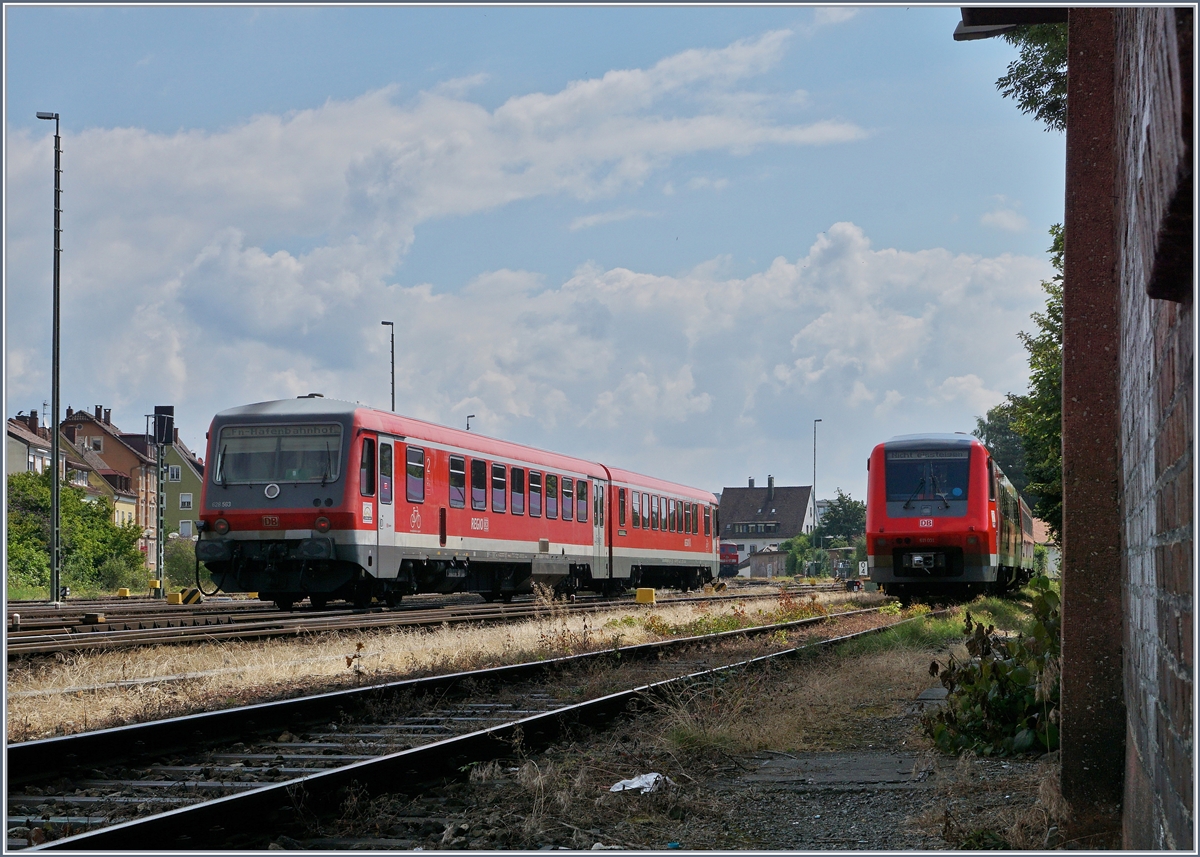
[954,7,1068,41]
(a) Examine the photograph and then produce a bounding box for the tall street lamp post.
[37,111,62,603]
[812,418,822,544]
[381,321,394,411]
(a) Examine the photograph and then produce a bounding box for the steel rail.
[6,584,847,657]
[28,608,943,851]
[7,605,885,780]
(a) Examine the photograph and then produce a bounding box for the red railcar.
[865,433,1035,601]
[196,397,717,609]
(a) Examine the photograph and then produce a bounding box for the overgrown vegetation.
[923,577,1061,756]
[6,470,145,596]
[608,588,830,641]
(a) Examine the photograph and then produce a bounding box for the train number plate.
[918,518,934,528]
[262,515,279,528]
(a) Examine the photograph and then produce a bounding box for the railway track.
[8,604,918,851]
[6,583,846,657]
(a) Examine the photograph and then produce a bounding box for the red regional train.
[865,433,1035,601]
[195,396,718,609]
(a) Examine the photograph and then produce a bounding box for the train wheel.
[352,585,372,609]
[275,596,295,611]
[385,591,403,609]
[481,593,497,603]
[501,593,514,604]
[309,594,328,610]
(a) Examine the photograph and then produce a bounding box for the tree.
[1007,224,1064,543]
[974,401,1034,505]
[6,470,145,592]
[996,24,1068,132]
[816,489,866,542]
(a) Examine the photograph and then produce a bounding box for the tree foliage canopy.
[6,470,145,591]
[996,24,1069,132]
[1006,224,1064,543]
[816,488,866,542]
[974,401,1033,506]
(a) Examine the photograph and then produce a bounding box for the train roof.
[211,398,714,501]
[880,433,980,450]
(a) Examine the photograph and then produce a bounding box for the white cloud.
[569,209,659,231]
[5,31,1046,497]
[981,196,1029,232]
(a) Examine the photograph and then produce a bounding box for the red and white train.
[196,397,718,609]
[865,433,1035,601]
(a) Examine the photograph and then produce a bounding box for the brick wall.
[1112,8,1193,850]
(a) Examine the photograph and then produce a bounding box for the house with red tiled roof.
[62,405,157,569]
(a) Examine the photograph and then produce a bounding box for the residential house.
[717,476,811,565]
[122,427,205,538]
[72,441,139,527]
[62,406,157,570]
[7,414,53,476]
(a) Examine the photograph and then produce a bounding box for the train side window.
[596,483,604,527]
[359,438,375,496]
[694,503,700,534]
[631,491,641,528]
[449,456,466,508]
[471,459,487,511]
[668,498,676,532]
[546,474,559,519]
[683,502,691,534]
[651,496,659,530]
[619,488,627,527]
[511,467,526,515]
[379,443,393,505]
[576,480,588,522]
[491,463,507,513]
[562,477,574,521]
[704,506,711,536]
[642,493,650,528]
[529,471,543,517]
[406,447,425,503]
[988,460,997,501]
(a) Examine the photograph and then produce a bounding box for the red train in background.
[865,433,1035,602]
[196,396,718,609]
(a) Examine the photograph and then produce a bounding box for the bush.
[923,576,1061,756]
[163,537,212,590]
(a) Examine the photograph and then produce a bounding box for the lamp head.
[36,112,58,120]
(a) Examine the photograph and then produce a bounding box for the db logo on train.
[919,519,934,528]
[262,515,280,528]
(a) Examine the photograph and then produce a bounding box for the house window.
[179,493,193,510]
[179,519,192,537]
[449,456,466,508]
[168,465,182,482]
[90,437,102,452]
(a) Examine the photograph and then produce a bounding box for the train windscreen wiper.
[216,444,228,488]
[321,441,331,487]
[930,475,951,508]
[902,477,926,509]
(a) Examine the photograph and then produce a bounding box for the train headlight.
[875,538,888,548]
[315,516,332,533]
[966,535,979,546]
[214,518,230,535]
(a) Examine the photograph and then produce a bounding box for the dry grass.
[5,589,874,741]
[906,750,1069,849]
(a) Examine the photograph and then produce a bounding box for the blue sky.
[5,5,1065,506]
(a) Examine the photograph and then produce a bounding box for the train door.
[377,438,395,554]
[593,480,609,580]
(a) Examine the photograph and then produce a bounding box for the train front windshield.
[885,449,970,503]
[214,424,344,484]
